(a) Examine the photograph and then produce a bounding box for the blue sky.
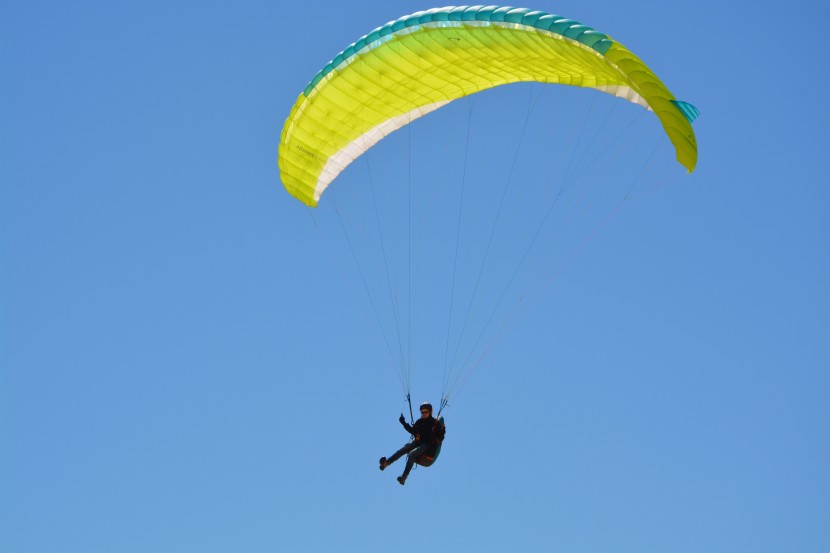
[1,1,828,552]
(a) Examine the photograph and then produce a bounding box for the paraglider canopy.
[278,5,698,208]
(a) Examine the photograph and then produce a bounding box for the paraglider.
[379,402,446,485]
[277,5,699,484]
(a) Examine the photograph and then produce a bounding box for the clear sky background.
[2,1,828,552]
